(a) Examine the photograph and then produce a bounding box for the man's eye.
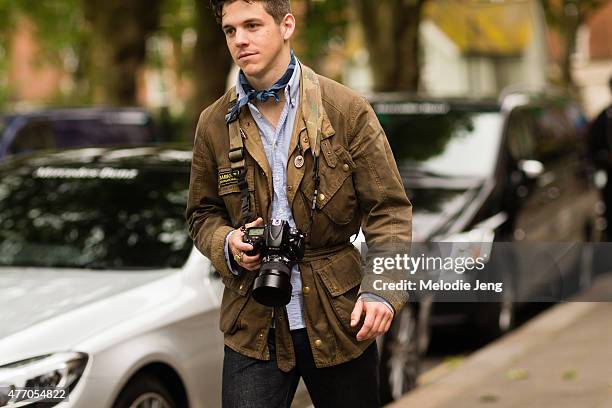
[246,23,258,29]
[225,28,235,35]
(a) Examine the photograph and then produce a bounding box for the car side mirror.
[518,159,544,179]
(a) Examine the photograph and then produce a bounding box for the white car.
[0,146,425,407]
[0,147,226,408]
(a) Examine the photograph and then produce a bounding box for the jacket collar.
[228,62,335,157]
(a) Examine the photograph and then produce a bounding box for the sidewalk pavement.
[389,273,612,408]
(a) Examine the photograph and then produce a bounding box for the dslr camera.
[242,219,306,307]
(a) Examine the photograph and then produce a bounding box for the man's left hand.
[350,299,394,341]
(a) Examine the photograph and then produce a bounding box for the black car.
[0,108,158,160]
[370,91,602,341]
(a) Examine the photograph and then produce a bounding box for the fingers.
[239,252,260,271]
[229,230,253,253]
[229,217,265,253]
[356,302,394,341]
[246,217,264,228]
[229,218,264,272]
[350,299,364,327]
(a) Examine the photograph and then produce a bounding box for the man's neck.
[244,49,292,90]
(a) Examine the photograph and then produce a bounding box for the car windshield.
[374,103,503,178]
[0,162,191,269]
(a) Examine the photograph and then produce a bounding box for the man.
[185,0,412,406]
[588,75,612,239]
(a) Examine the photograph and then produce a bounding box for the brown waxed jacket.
[185,64,412,371]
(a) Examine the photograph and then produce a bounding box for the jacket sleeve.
[348,96,413,313]
[185,110,236,279]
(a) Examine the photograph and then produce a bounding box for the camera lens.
[252,258,293,307]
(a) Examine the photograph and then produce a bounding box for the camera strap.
[302,64,323,239]
[228,118,253,226]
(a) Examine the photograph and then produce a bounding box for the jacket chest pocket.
[300,144,357,225]
[218,165,257,226]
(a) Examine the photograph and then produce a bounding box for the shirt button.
[343,163,350,172]
[239,284,244,291]
[314,339,323,348]
[287,185,293,191]
[303,286,310,294]
[318,193,325,202]
[303,137,308,143]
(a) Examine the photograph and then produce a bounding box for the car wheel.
[113,374,176,408]
[378,305,420,404]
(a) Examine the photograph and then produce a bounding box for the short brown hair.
[210,0,291,24]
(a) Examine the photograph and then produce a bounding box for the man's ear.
[280,13,296,41]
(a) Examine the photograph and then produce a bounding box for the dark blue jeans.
[222,329,380,408]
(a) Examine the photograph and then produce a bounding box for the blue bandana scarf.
[225,50,297,124]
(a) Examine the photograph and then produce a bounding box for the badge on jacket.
[218,169,239,189]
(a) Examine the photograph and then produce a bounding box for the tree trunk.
[354,0,425,92]
[83,0,161,106]
[560,13,579,90]
[191,0,233,125]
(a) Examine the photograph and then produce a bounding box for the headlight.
[0,352,88,406]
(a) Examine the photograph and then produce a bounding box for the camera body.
[243,219,306,307]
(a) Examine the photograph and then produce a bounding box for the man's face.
[221,1,290,79]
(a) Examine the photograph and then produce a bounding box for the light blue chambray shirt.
[224,61,392,331]
[229,61,306,330]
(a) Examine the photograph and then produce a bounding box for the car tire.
[113,374,176,408]
[378,305,420,404]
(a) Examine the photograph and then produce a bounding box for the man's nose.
[234,28,249,47]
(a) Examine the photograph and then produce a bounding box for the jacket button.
[314,339,322,348]
[303,286,310,294]
[318,193,325,202]
[342,163,350,172]
[239,284,244,291]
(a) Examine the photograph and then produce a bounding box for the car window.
[6,114,155,157]
[507,109,536,161]
[7,120,57,155]
[526,104,580,166]
[0,164,192,269]
[375,105,503,178]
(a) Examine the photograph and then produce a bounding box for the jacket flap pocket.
[300,162,352,209]
[315,249,363,297]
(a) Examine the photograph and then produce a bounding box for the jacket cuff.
[358,293,395,314]
[358,274,408,314]
[211,225,237,279]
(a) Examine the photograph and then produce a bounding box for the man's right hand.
[228,217,264,271]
